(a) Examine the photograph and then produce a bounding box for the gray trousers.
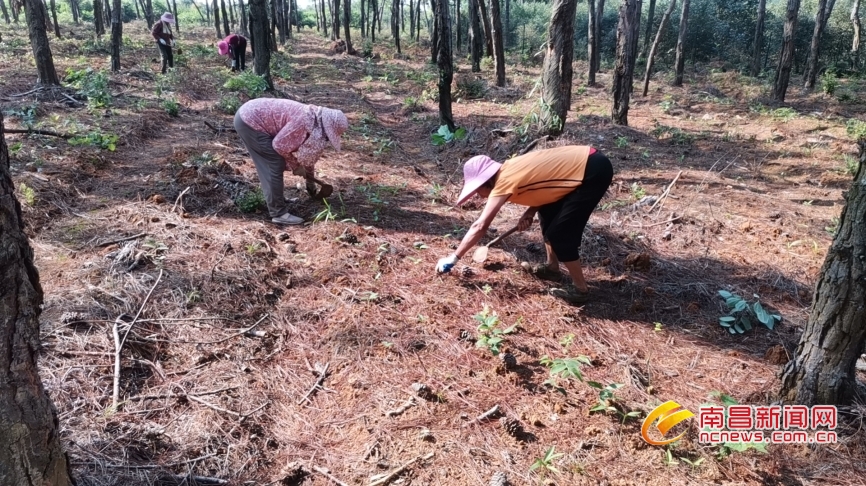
[234,112,288,218]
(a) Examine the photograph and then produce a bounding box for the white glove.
[436,254,459,273]
[158,38,166,45]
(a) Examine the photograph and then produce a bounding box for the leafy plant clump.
[235,188,266,213]
[717,290,781,334]
[68,131,119,151]
[162,98,180,117]
[588,382,642,423]
[223,71,269,98]
[540,355,591,393]
[530,446,563,476]
[216,94,242,115]
[821,71,838,96]
[64,68,111,108]
[431,125,467,146]
[473,305,517,356]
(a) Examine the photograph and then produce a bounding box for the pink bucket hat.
[319,107,349,152]
[161,12,174,23]
[456,155,502,206]
[217,40,229,56]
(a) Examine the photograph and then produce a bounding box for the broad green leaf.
[728,327,736,334]
[719,316,736,323]
[577,355,592,365]
[718,290,733,299]
[437,125,451,137]
[609,383,625,390]
[587,381,603,389]
[734,323,744,334]
[454,127,468,140]
[719,319,732,328]
[733,300,748,312]
[590,403,607,412]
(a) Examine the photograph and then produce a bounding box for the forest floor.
[3,20,866,486]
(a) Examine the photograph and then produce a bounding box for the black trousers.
[229,39,247,71]
[157,42,173,74]
[537,151,614,262]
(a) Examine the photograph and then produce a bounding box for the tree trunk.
[504,0,509,47]
[229,0,236,30]
[773,0,801,102]
[804,0,828,90]
[93,0,103,35]
[276,0,285,43]
[333,0,340,39]
[343,0,354,53]
[392,0,399,52]
[541,0,577,135]
[822,0,837,32]
[408,0,413,40]
[415,0,420,41]
[294,0,300,31]
[48,0,59,37]
[368,0,374,40]
[779,140,866,406]
[143,0,153,26]
[250,0,272,88]
[641,0,675,96]
[269,0,277,50]
[0,113,74,486]
[672,0,688,86]
[68,0,78,22]
[213,0,222,37]
[436,0,454,130]
[360,0,365,36]
[10,0,18,22]
[191,0,206,22]
[489,0,505,86]
[853,0,861,68]
[587,0,596,85]
[430,0,437,62]
[110,0,120,71]
[641,0,654,58]
[321,0,328,36]
[477,0,493,57]
[0,0,9,23]
[454,0,460,52]
[219,0,231,36]
[750,0,766,77]
[611,0,640,125]
[239,0,248,36]
[593,0,605,71]
[468,0,481,71]
[23,0,59,84]
[172,0,179,32]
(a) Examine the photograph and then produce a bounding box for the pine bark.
[641,0,675,96]
[110,0,120,71]
[750,0,766,77]
[392,0,399,52]
[221,0,230,36]
[804,0,828,90]
[0,0,9,23]
[23,0,59,85]
[587,0,596,85]
[594,0,605,71]
[478,0,493,57]
[853,0,862,67]
[672,0,688,86]
[541,0,577,135]
[468,0,481,71]
[143,0,153,25]
[779,140,866,405]
[93,0,104,36]
[611,0,640,125]
[641,0,654,58]
[435,0,454,131]
[333,0,340,39]
[343,0,354,53]
[48,0,59,37]
[0,105,74,486]
[772,0,801,102]
[213,0,222,37]
[489,0,505,86]
[249,0,271,88]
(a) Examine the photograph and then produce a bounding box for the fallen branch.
[204,121,237,133]
[518,135,551,156]
[95,232,147,248]
[183,314,269,345]
[161,475,228,485]
[129,385,240,401]
[172,186,191,214]
[384,396,416,417]
[188,395,242,417]
[368,452,435,486]
[297,362,330,405]
[463,404,501,427]
[71,453,216,470]
[312,466,350,486]
[4,128,73,138]
[111,317,124,410]
[647,170,683,214]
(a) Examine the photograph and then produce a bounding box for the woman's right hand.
[517,209,536,231]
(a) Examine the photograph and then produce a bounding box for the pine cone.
[460,266,475,277]
[499,416,524,438]
[489,471,508,486]
[412,382,435,401]
[499,352,517,370]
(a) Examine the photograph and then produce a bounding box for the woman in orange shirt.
[436,146,613,304]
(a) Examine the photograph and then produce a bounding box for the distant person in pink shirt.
[234,98,349,225]
[217,34,247,72]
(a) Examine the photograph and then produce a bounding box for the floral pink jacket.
[237,98,348,172]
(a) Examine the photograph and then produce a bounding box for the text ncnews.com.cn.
[699,430,838,444]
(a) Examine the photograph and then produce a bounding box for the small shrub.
[771,107,798,123]
[361,41,374,58]
[64,68,111,108]
[456,76,486,99]
[223,71,269,98]
[480,56,494,71]
[162,98,180,117]
[615,136,629,148]
[216,94,242,115]
[235,188,266,213]
[401,96,422,113]
[68,131,119,151]
[474,305,518,356]
[18,183,36,206]
[846,119,866,141]
[630,182,646,200]
[431,125,467,145]
[842,154,860,176]
[717,290,781,334]
[821,71,838,96]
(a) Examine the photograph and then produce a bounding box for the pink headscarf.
[456,155,502,206]
[318,107,348,152]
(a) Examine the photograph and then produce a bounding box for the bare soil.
[3,21,866,486]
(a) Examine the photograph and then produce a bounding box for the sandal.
[550,287,590,305]
[520,261,563,281]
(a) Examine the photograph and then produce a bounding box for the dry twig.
[4,128,73,138]
[384,396,416,417]
[172,186,191,214]
[648,170,683,214]
[297,362,330,405]
[312,465,350,486]
[204,121,237,133]
[368,452,435,486]
[95,232,147,248]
